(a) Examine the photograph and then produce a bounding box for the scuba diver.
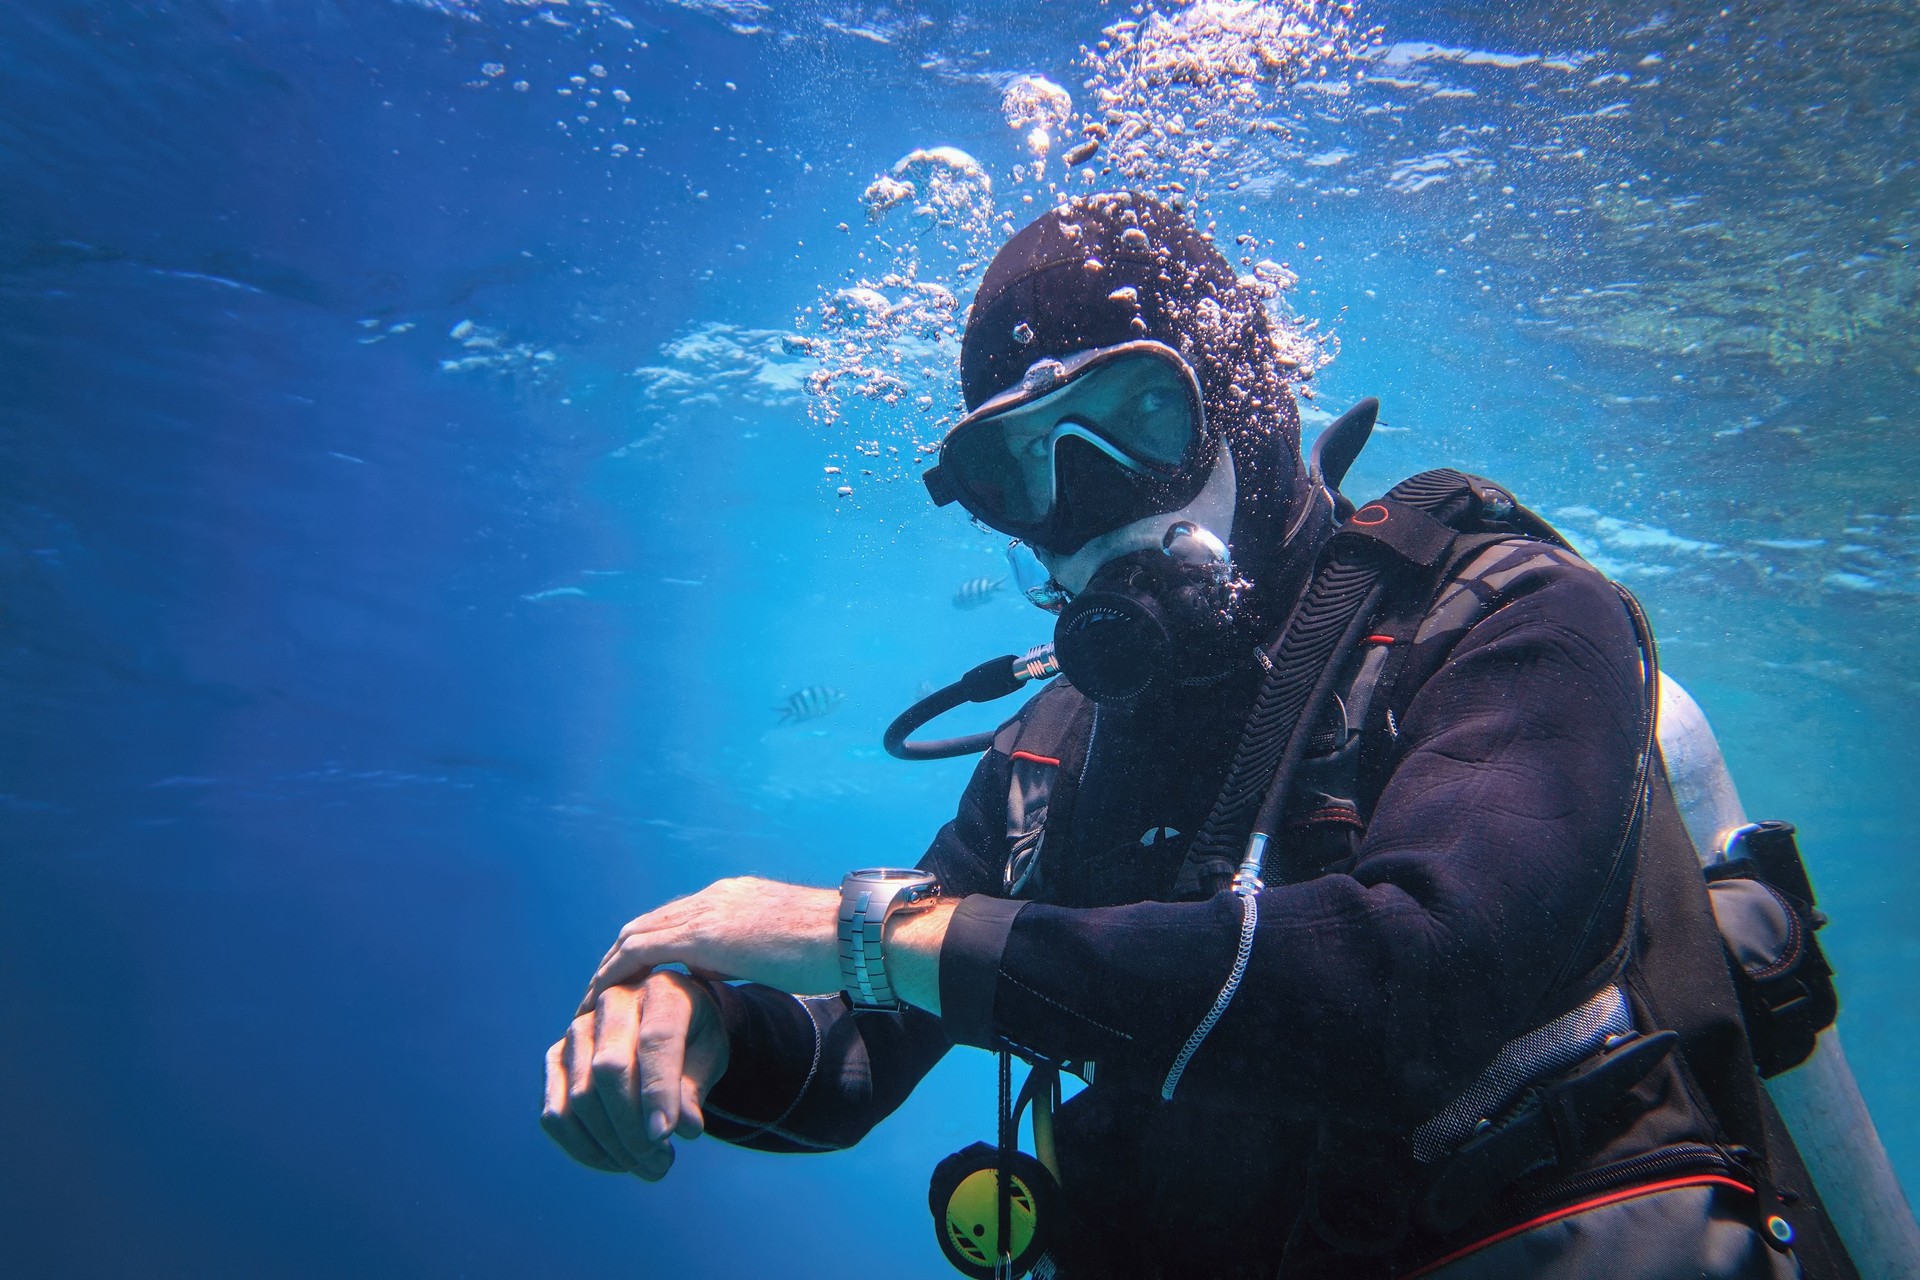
[541,193,1880,1278]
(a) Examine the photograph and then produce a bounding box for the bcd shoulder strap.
[1285,530,1569,874]
[1173,469,1554,898]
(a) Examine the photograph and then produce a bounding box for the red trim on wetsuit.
[1404,1175,1756,1279]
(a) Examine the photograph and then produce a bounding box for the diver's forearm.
[581,875,957,1020]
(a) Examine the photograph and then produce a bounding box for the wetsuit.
[696,514,1789,1278]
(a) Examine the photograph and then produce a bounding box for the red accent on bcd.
[1010,750,1062,767]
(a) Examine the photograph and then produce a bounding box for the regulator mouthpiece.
[1049,521,1238,703]
[1053,585,1174,703]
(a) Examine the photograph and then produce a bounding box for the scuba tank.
[1658,676,1920,1278]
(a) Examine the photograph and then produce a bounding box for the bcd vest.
[987,470,1853,1279]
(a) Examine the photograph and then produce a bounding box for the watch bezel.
[847,867,941,899]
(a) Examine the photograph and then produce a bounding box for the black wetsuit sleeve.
[936,556,1646,1126]
[698,747,1016,1152]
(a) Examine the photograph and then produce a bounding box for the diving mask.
[923,341,1214,557]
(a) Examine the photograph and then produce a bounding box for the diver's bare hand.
[579,876,842,1012]
[540,969,729,1180]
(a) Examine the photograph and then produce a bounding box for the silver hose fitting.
[1231,832,1268,897]
[1014,643,1061,684]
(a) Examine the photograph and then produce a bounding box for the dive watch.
[838,868,942,1011]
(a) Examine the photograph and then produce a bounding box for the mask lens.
[943,408,1056,526]
[940,345,1204,541]
[1064,354,1194,466]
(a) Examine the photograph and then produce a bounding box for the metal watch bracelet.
[838,868,941,1011]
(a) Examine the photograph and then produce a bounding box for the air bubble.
[1002,75,1074,174]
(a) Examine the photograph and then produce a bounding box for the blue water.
[3,2,1914,1275]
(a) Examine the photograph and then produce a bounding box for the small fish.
[953,576,1005,609]
[776,686,846,724]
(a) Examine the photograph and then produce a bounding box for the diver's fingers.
[580,925,673,1013]
[590,985,661,1161]
[585,931,681,1006]
[581,927,681,1012]
[597,898,697,966]
[628,1142,676,1183]
[676,1076,706,1140]
[564,1012,641,1170]
[681,976,731,1094]
[594,929,634,974]
[579,955,658,1016]
[634,975,694,1143]
[541,1038,624,1172]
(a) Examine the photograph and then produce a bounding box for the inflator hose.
[884,655,1026,760]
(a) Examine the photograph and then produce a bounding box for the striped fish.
[775,685,846,725]
[952,576,1005,610]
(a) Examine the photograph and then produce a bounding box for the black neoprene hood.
[958,193,1310,576]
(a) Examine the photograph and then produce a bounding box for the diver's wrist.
[884,902,954,1017]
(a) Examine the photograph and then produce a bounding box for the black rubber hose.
[883,654,1025,760]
